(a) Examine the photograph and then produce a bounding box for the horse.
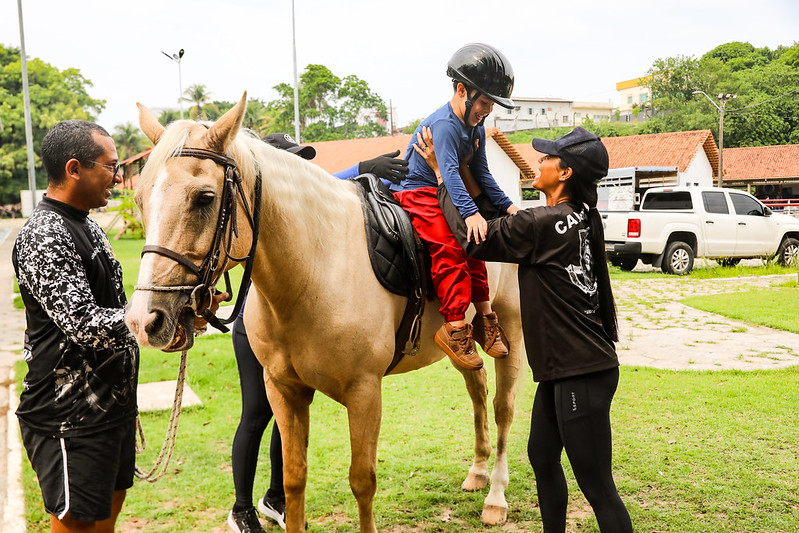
[125,93,525,532]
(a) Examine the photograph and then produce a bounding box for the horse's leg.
[344,378,383,533]
[481,333,523,525]
[454,364,492,492]
[267,376,315,533]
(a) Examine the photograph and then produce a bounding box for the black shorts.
[20,419,136,522]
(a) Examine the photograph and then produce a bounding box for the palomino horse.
[125,93,524,532]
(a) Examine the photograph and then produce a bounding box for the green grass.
[14,233,799,531]
[607,260,798,281]
[682,287,799,334]
[18,353,799,532]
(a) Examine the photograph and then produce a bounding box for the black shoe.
[228,507,266,533]
[258,495,286,529]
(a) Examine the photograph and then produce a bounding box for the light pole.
[692,90,736,187]
[162,49,185,119]
[17,0,38,211]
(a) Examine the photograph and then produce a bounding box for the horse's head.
[126,92,256,351]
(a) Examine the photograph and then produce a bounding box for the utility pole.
[692,90,736,186]
[291,0,301,143]
[17,0,38,211]
[716,93,735,188]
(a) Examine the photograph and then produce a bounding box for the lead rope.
[133,348,188,482]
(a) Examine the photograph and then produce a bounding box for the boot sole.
[434,333,484,371]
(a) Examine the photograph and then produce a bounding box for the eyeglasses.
[86,160,121,178]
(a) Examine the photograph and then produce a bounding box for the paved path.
[0,218,797,530]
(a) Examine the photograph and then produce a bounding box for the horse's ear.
[137,102,165,145]
[206,91,247,153]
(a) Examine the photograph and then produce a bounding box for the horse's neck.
[250,174,364,308]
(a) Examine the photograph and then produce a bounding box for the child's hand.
[465,212,488,244]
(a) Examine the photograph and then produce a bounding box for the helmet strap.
[462,88,485,128]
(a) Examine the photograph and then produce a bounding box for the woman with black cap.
[430,127,632,532]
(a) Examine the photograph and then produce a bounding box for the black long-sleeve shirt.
[12,197,139,437]
[438,186,618,382]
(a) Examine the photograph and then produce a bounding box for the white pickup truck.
[603,186,799,274]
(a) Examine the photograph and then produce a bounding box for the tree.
[0,44,104,205]
[181,84,218,120]
[113,122,149,160]
[266,64,388,141]
[157,109,182,126]
[641,42,799,147]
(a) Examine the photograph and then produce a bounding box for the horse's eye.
[195,191,215,208]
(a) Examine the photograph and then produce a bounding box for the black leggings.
[231,318,284,510]
[528,367,632,533]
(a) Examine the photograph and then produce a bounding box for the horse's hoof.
[461,472,489,491]
[481,504,508,525]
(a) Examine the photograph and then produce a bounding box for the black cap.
[262,133,316,160]
[532,127,609,183]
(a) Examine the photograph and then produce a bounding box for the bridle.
[134,146,262,337]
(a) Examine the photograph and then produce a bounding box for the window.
[730,193,764,216]
[541,108,546,115]
[640,94,649,103]
[506,108,513,115]
[627,95,633,104]
[575,113,581,118]
[563,116,569,123]
[642,192,693,210]
[702,191,729,214]
[528,108,533,115]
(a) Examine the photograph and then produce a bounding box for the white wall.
[485,139,522,205]
[680,148,714,187]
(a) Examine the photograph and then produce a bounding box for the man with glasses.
[13,120,136,532]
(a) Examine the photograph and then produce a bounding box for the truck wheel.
[662,241,694,275]
[717,257,741,267]
[775,237,799,266]
[610,257,638,271]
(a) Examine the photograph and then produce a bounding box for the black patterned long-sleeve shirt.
[12,196,139,437]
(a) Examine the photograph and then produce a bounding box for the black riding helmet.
[447,43,515,126]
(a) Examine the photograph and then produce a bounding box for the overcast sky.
[2,0,798,135]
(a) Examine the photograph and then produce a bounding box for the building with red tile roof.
[515,129,719,189]
[308,129,536,204]
[721,144,799,198]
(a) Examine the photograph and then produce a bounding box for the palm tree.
[113,122,148,160]
[181,84,218,120]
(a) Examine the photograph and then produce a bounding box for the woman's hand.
[412,126,441,183]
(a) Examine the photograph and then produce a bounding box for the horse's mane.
[140,120,353,239]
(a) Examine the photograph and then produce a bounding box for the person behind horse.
[393,43,519,371]
[435,127,633,532]
[228,133,408,533]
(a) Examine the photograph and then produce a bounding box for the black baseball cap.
[532,127,609,183]
[262,133,316,160]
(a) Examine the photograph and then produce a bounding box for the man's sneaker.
[434,323,483,370]
[474,312,509,358]
[228,507,265,533]
[258,494,286,529]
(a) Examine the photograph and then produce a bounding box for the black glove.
[358,150,409,185]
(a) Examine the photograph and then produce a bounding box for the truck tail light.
[627,218,641,238]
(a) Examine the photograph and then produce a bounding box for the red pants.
[394,187,489,322]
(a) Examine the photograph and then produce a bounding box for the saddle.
[350,174,429,374]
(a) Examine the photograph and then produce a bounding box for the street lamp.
[692,90,736,187]
[162,49,185,119]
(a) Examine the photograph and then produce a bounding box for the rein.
[135,147,263,335]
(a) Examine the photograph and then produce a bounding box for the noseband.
[135,147,262,334]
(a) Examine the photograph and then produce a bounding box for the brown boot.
[474,312,509,359]
[434,323,483,371]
